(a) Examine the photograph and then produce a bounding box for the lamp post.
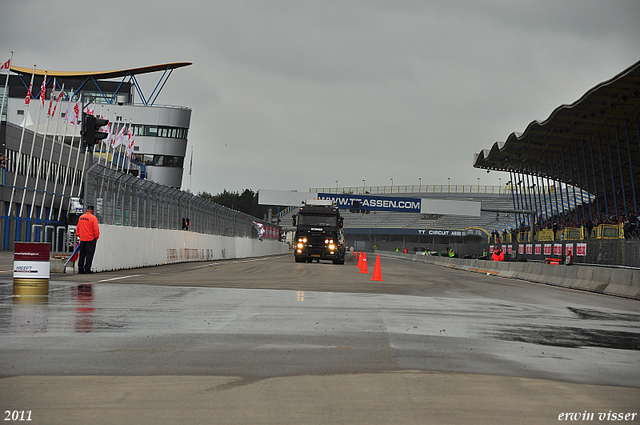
[362,179,365,194]
[390,178,393,193]
[498,177,501,193]
[477,177,480,192]
[448,177,450,192]
[335,180,338,193]
[419,177,421,192]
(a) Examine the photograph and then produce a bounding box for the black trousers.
[78,239,97,273]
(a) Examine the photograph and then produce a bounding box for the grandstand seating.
[278,188,590,235]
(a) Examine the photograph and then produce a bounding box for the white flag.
[112,122,126,148]
[64,100,80,126]
[104,120,115,146]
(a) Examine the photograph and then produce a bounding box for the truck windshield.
[298,214,337,227]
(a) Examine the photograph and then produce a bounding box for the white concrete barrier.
[84,225,289,272]
[379,252,640,300]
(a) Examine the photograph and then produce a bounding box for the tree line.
[198,189,269,220]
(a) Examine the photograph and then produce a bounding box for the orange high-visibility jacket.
[77,211,100,241]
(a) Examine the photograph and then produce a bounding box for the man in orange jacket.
[77,205,100,274]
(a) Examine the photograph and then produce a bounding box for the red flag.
[126,126,135,157]
[0,58,10,70]
[47,79,56,116]
[71,102,80,126]
[40,77,46,107]
[25,71,34,105]
[50,84,64,118]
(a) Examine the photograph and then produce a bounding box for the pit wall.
[379,252,640,300]
[82,224,289,272]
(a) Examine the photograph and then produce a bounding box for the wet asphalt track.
[0,252,639,424]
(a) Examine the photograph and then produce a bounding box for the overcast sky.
[2,1,639,195]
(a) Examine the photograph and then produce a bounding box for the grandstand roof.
[473,60,640,197]
[9,62,192,79]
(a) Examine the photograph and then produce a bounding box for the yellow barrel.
[13,242,51,297]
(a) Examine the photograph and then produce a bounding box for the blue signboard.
[318,193,421,213]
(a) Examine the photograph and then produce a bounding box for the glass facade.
[133,124,188,139]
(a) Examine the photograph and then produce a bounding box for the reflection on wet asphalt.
[1,280,639,388]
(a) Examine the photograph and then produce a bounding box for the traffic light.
[82,113,109,150]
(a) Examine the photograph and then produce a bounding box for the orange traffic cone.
[356,252,362,268]
[359,252,369,273]
[370,254,384,281]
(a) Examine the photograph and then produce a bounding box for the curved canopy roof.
[9,62,192,79]
[473,60,640,198]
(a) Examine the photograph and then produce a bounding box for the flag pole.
[49,92,79,221]
[0,51,13,133]
[39,83,66,221]
[8,65,36,224]
[67,95,85,215]
[57,96,83,222]
[19,71,47,220]
[29,77,57,221]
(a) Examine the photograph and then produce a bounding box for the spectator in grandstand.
[630,213,638,238]
[585,218,594,238]
[552,222,558,240]
[77,206,100,274]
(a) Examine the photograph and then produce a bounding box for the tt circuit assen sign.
[318,193,421,213]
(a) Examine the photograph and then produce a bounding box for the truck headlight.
[298,237,307,243]
[328,244,336,250]
[297,243,305,249]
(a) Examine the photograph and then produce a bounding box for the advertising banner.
[318,193,421,213]
[576,243,587,256]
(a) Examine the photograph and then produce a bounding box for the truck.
[292,200,346,264]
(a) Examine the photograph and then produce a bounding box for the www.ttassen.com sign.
[318,193,421,213]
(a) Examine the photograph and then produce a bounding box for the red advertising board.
[14,243,50,262]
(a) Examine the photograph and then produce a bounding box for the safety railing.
[82,163,275,239]
[560,227,582,241]
[311,185,510,195]
[596,224,624,240]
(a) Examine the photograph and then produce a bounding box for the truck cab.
[292,201,345,264]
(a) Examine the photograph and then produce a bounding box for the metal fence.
[83,162,272,238]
